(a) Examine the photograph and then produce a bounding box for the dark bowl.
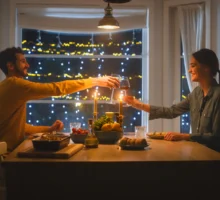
[94,131,123,144]
[32,135,70,151]
[70,133,87,144]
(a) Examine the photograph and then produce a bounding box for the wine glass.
[119,76,130,107]
[109,74,121,104]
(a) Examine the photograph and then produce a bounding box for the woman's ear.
[203,65,211,74]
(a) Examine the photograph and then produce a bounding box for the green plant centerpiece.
[93,115,123,144]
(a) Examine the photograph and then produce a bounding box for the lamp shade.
[98,3,120,29]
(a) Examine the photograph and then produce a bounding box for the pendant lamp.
[97,2,120,29]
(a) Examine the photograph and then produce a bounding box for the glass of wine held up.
[119,76,130,107]
[109,74,121,104]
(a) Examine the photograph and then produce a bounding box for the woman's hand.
[164,132,190,141]
[49,120,64,132]
[92,76,120,89]
[123,96,140,108]
[122,96,150,112]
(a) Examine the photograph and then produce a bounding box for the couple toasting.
[0,47,220,152]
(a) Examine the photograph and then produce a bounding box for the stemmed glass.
[109,74,121,104]
[119,76,130,107]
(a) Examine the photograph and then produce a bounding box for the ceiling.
[16,0,150,33]
[17,0,149,19]
[18,7,146,19]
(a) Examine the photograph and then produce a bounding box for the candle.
[119,94,123,116]
[93,91,97,114]
[105,112,114,119]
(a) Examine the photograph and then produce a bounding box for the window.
[21,29,145,132]
[180,43,190,133]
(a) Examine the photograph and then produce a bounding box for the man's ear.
[6,62,14,71]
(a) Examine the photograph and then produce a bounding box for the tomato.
[72,128,77,133]
[72,128,88,135]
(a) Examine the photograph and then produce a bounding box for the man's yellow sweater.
[0,77,93,151]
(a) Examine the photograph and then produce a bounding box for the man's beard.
[14,65,28,77]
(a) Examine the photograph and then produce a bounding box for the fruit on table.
[112,122,122,131]
[101,123,113,131]
[94,115,114,131]
[93,115,122,132]
[72,128,89,134]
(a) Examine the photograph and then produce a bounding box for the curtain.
[177,4,205,92]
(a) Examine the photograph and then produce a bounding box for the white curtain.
[177,4,205,92]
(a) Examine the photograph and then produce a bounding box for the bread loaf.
[119,137,147,146]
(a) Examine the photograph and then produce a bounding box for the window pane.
[23,28,144,132]
[180,53,190,133]
[27,103,142,132]
[26,57,142,101]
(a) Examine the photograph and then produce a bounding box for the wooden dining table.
[2,136,220,200]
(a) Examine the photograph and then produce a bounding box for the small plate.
[147,132,166,139]
[147,135,164,139]
[119,144,149,150]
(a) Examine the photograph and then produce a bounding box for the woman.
[123,48,220,151]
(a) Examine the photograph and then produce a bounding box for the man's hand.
[92,76,120,89]
[49,120,64,132]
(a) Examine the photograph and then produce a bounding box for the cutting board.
[17,143,84,159]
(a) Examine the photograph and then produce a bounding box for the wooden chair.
[0,142,7,200]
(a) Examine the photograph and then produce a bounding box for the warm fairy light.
[22,28,154,132]
[21,34,141,56]
[75,102,82,107]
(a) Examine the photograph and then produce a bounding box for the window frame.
[18,27,149,131]
[13,2,150,131]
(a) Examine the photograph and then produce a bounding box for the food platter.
[119,143,148,150]
[147,132,166,139]
[32,133,70,151]
[118,137,149,150]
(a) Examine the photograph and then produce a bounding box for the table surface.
[4,135,220,163]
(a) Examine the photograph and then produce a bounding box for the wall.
[0,0,10,50]
[211,0,220,58]
[147,0,164,131]
[0,0,10,80]
[0,0,219,132]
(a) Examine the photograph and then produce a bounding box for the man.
[0,47,119,151]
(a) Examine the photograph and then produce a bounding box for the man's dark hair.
[192,48,220,77]
[0,47,24,75]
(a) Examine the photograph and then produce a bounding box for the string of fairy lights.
[22,29,144,132]
[22,29,190,133]
[22,30,142,56]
